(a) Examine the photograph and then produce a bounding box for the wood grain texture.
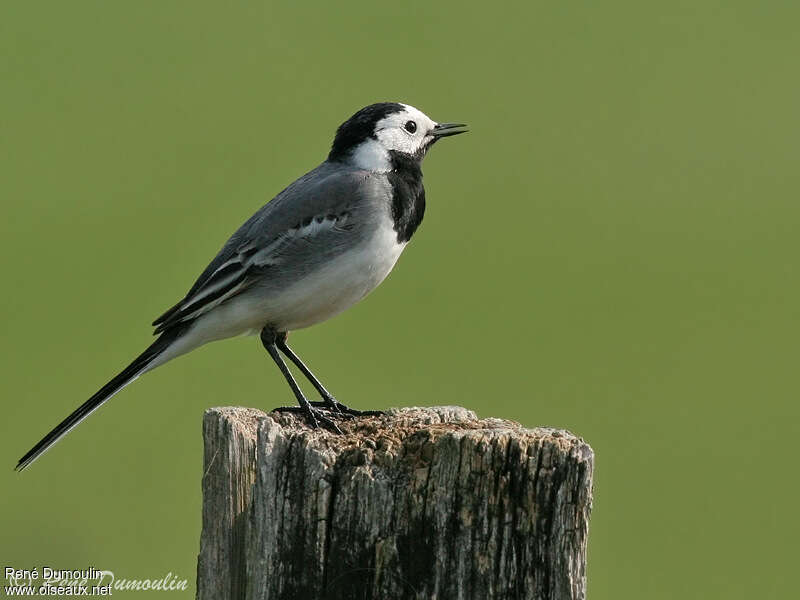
[197,406,594,600]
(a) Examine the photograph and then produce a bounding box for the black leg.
[276,332,384,417]
[260,327,342,434]
[275,332,336,406]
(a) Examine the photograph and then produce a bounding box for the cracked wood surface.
[197,406,594,600]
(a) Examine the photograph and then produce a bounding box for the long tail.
[15,327,185,472]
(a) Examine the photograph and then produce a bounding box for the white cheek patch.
[372,106,438,156]
[375,127,417,155]
[349,104,438,171]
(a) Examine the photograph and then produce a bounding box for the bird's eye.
[404,120,417,133]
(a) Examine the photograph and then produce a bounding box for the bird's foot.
[310,396,385,418]
[271,404,344,434]
[271,397,384,433]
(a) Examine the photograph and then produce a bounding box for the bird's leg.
[260,327,342,434]
[275,332,339,411]
[275,332,384,417]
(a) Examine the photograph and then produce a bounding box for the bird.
[16,102,467,471]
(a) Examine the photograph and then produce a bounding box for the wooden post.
[197,406,594,600]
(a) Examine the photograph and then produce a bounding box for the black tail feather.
[15,328,184,472]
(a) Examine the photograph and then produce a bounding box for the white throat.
[349,138,392,172]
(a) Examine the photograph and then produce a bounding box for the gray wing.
[153,162,389,333]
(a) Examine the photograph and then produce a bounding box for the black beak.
[431,122,469,138]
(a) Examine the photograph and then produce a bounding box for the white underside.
[146,218,406,372]
[250,219,406,332]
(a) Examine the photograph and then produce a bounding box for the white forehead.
[376,104,436,132]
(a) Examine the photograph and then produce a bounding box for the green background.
[2,1,798,598]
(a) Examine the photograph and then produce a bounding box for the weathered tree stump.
[197,406,594,600]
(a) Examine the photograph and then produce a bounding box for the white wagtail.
[17,102,467,471]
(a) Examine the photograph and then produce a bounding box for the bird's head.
[328,102,467,172]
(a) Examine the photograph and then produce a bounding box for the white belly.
[185,218,404,338]
[267,223,406,330]
[147,218,407,371]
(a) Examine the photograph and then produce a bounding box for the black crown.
[328,102,405,162]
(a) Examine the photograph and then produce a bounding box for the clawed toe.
[312,397,385,418]
[271,400,384,432]
[299,404,343,434]
[355,409,385,416]
[272,405,343,434]
[307,402,357,419]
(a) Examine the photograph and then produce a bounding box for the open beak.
[431,122,469,138]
